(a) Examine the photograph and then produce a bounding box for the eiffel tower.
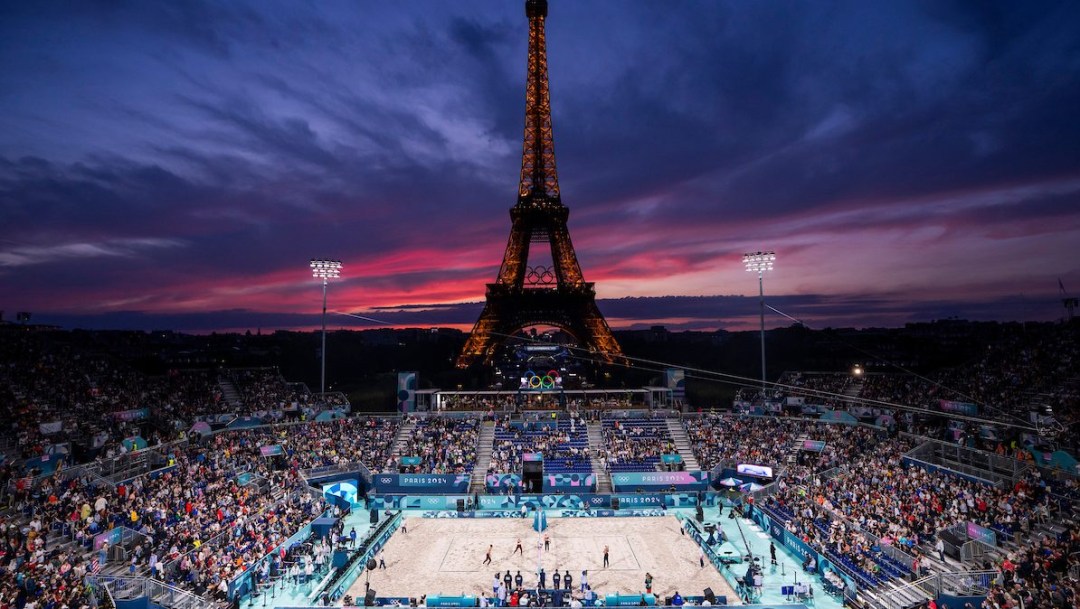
[457,0,623,368]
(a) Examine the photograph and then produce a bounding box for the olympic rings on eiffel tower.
[525,266,556,285]
[522,369,561,389]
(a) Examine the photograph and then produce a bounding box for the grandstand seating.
[396,417,479,475]
[601,417,674,472]
[491,418,591,474]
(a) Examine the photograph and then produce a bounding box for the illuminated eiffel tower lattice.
[457,0,623,368]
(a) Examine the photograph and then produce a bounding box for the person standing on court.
[514,538,524,555]
[515,571,524,590]
[563,570,572,591]
[552,570,561,590]
[484,545,493,566]
[538,567,546,590]
[544,533,551,551]
[603,545,609,568]
[504,570,513,591]
[580,570,588,592]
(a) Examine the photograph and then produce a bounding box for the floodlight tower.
[310,259,342,400]
[743,251,775,397]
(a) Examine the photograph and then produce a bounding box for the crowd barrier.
[368,491,720,512]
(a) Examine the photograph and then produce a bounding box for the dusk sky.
[2,1,1079,333]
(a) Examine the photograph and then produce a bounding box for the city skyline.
[2,1,1079,333]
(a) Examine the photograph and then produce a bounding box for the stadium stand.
[490,414,591,475]
[393,417,478,475]
[600,416,675,472]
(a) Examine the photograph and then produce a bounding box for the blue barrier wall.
[543,472,596,492]
[367,492,719,511]
[485,473,521,492]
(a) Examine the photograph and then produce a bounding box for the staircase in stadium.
[665,419,701,470]
[843,376,865,401]
[392,419,416,459]
[858,576,934,609]
[586,421,612,493]
[217,378,242,408]
[786,434,808,468]
[469,420,495,495]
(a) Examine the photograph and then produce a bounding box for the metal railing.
[102,526,153,566]
[867,570,997,609]
[91,441,183,483]
[146,577,210,608]
[86,574,211,609]
[960,538,996,563]
[750,480,782,502]
[903,438,1029,487]
[816,466,842,480]
[940,570,997,595]
[873,575,936,609]
[96,575,145,599]
[298,461,363,481]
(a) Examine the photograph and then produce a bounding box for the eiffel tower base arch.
[457,285,621,368]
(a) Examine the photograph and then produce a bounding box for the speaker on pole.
[703,588,716,604]
[369,509,379,524]
[365,588,377,606]
[457,498,465,513]
[695,505,704,523]
[611,497,620,510]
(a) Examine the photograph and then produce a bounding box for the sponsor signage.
[612,494,665,508]
[610,471,708,492]
[939,399,978,416]
[112,408,150,422]
[736,464,774,478]
[966,521,998,547]
[373,473,469,494]
[259,444,283,457]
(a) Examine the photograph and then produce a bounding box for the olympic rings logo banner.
[519,369,562,391]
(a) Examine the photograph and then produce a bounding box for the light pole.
[743,251,775,398]
[310,259,342,400]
